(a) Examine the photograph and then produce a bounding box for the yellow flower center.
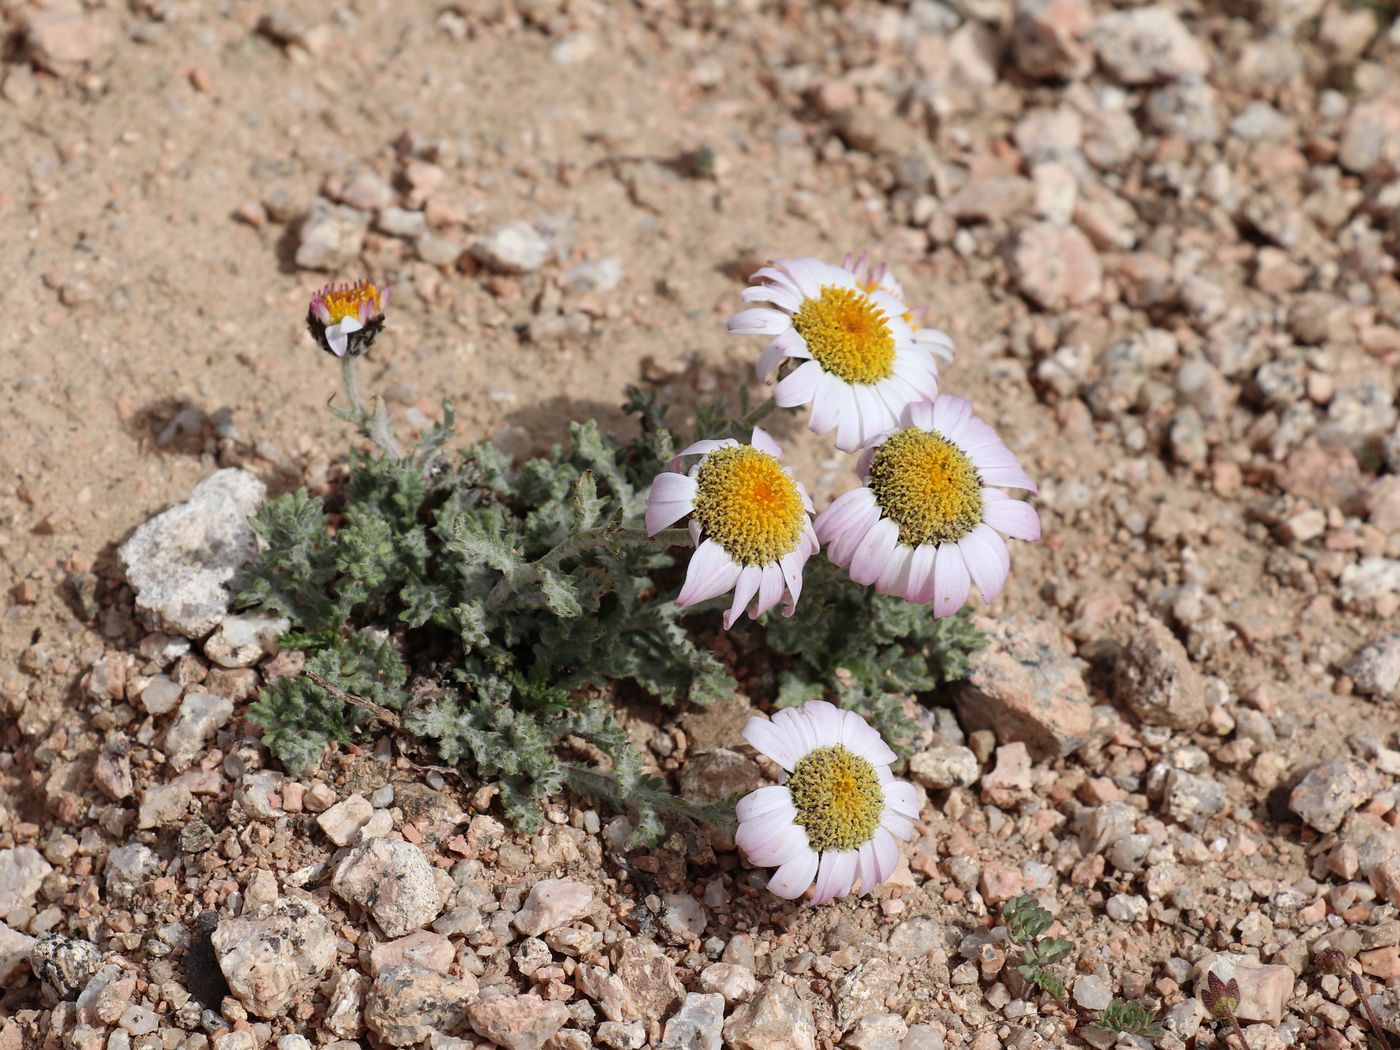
[792,285,896,385]
[788,744,885,852]
[867,428,984,547]
[691,446,807,566]
[321,282,384,324]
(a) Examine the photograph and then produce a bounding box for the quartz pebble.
[513,878,595,937]
[470,222,551,274]
[464,991,569,1050]
[722,980,816,1050]
[211,897,336,1018]
[332,838,443,938]
[317,793,375,846]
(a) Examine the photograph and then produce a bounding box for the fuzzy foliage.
[1003,894,1071,998]
[1098,999,1163,1040]
[240,387,985,839]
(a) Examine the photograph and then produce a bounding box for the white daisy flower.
[645,427,819,629]
[843,250,956,367]
[735,699,919,904]
[727,256,943,453]
[815,395,1040,618]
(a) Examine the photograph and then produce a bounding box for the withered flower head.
[1315,948,1349,976]
[1202,971,1241,1019]
[307,279,389,358]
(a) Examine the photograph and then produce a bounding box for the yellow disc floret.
[867,427,984,547]
[792,285,897,384]
[320,281,384,324]
[692,446,807,566]
[788,744,885,852]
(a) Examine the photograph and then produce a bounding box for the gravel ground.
[2,0,1400,1048]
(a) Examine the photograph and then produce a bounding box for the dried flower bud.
[1202,971,1241,1019]
[307,279,389,358]
[1315,948,1349,976]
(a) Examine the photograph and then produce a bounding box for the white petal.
[810,849,860,905]
[880,808,916,841]
[833,384,866,453]
[958,525,1011,604]
[644,500,693,536]
[777,257,825,299]
[874,543,914,597]
[773,359,823,407]
[676,540,743,607]
[741,283,801,313]
[814,486,879,546]
[737,818,809,868]
[325,317,363,358]
[779,548,808,614]
[869,827,900,885]
[735,785,794,821]
[753,563,786,619]
[856,841,882,896]
[978,465,1039,493]
[825,499,884,568]
[766,848,820,900]
[807,371,846,436]
[723,565,764,630]
[849,517,900,586]
[750,426,782,457]
[670,438,733,469]
[904,543,938,604]
[930,394,974,435]
[882,780,922,822]
[742,716,802,771]
[773,705,818,759]
[932,542,972,618]
[846,720,898,767]
[728,307,791,335]
[983,493,1041,541]
[799,699,844,748]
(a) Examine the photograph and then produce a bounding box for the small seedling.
[1316,948,1394,1050]
[1003,895,1071,998]
[1201,971,1248,1048]
[1099,998,1163,1040]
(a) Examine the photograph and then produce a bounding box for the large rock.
[1290,759,1375,834]
[164,691,235,771]
[118,469,265,639]
[1346,635,1400,702]
[1091,7,1209,84]
[1009,222,1102,311]
[211,896,336,1018]
[1112,618,1208,730]
[367,964,476,1047]
[513,879,595,937]
[660,992,725,1050]
[1195,954,1294,1025]
[0,846,52,914]
[332,838,443,938]
[952,617,1092,759]
[722,981,816,1050]
[466,992,570,1050]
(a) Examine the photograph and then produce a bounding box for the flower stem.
[1353,973,1395,1050]
[734,397,777,434]
[339,354,404,461]
[486,525,691,612]
[1224,1009,1247,1049]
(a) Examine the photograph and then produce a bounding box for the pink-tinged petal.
[749,427,782,458]
[756,330,809,381]
[958,525,1011,604]
[932,542,971,618]
[749,265,804,296]
[766,848,820,900]
[881,780,922,822]
[645,500,693,536]
[814,486,877,545]
[855,434,895,480]
[874,543,914,597]
[868,289,909,319]
[856,841,881,896]
[648,472,698,503]
[676,540,742,608]
[777,257,825,299]
[925,396,970,438]
[978,465,1039,493]
[806,371,846,437]
[736,818,809,868]
[800,699,844,748]
[869,827,900,885]
[810,849,860,905]
[773,705,818,758]
[728,307,791,335]
[310,299,331,324]
[903,543,938,604]
[779,549,807,614]
[834,385,870,453]
[735,785,794,822]
[825,499,883,568]
[904,400,936,431]
[741,282,801,313]
[950,417,1003,451]
[669,437,733,470]
[723,565,764,630]
[880,808,915,841]
[753,563,786,619]
[846,720,898,767]
[742,715,802,770]
[773,359,823,406]
[849,517,900,587]
[983,494,1041,541]
[967,444,1026,473]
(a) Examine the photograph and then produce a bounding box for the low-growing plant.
[1098,998,1163,1041]
[1003,894,1072,998]
[241,261,1037,869]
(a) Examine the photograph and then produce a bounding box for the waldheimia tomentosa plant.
[242,264,1036,887]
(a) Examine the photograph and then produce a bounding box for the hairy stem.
[734,397,778,434]
[1353,973,1394,1050]
[1224,1009,1247,1048]
[340,354,404,461]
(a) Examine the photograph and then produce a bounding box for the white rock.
[136,674,183,716]
[1092,7,1209,84]
[470,222,551,274]
[333,838,443,938]
[212,896,336,1018]
[137,782,192,829]
[513,878,595,937]
[105,844,159,899]
[119,469,266,639]
[295,196,370,271]
[0,923,36,984]
[317,794,375,847]
[0,846,52,913]
[203,612,289,669]
[164,691,234,771]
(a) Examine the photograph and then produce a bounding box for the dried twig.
[303,669,401,729]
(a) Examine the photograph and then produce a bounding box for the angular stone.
[1092,7,1209,84]
[118,470,265,639]
[1113,618,1208,730]
[295,197,369,271]
[323,969,367,1038]
[1345,635,1400,702]
[908,746,980,790]
[138,782,192,829]
[0,924,37,985]
[697,962,758,1005]
[1340,94,1400,177]
[660,992,725,1050]
[368,965,476,1047]
[104,844,158,899]
[1009,222,1102,311]
[834,958,898,1033]
[29,933,101,1001]
[211,896,336,1018]
[945,177,1036,224]
[1196,955,1293,1025]
[723,981,816,1050]
[952,617,1091,759]
[659,893,707,944]
[470,222,551,274]
[317,794,375,847]
[369,930,455,976]
[1011,0,1093,80]
[465,992,568,1050]
[615,937,684,1021]
[513,878,595,937]
[164,691,235,771]
[843,1012,907,1050]
[332,838,443,938]
[0,846,52,914]
[203,612,289,669]
[1290,759,1375,833]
